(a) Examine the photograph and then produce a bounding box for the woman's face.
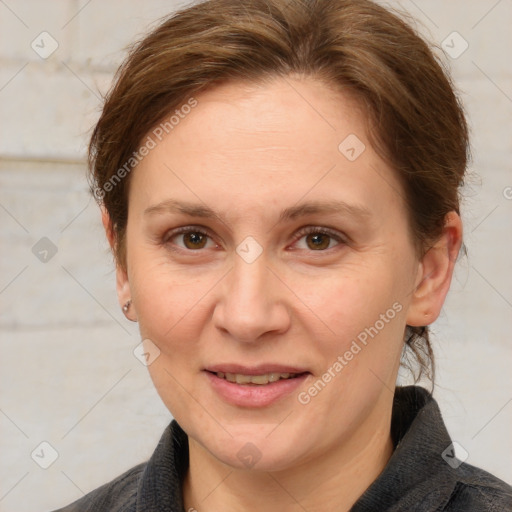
[120,77,424,470]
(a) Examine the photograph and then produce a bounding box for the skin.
[103,76,462,511]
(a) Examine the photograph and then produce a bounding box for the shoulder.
[50,419,188,511]
[354,387,512,512]
[442,462,512,511]
[50,462,146,512]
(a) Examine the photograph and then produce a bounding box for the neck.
[183,405,394,512]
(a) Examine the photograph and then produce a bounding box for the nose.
[212,255,291,343]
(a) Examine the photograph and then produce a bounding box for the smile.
[204,368,310,407]
[215,371,303,385]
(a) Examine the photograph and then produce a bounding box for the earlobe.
[406,211,462,327]
[116,266,137,322]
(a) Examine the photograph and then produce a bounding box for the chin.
[196,421,312,472]
[217,438,303,472]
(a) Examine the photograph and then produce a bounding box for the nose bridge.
[232,254,268,304]
[213,253,288,342]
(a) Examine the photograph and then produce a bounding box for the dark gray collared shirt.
[52,386,512,511]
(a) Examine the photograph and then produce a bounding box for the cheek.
[131,262,216,418]
[296,264,402,338]
[297,283,406,422]
[128,253,219,355]
[293,261,409,383]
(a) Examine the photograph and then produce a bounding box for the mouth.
[204,364,311,407]
[207,370,308,385]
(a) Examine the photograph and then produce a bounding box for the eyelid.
[164,225,211,240]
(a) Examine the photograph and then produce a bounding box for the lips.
[204,364,310,407]
[215,371,302,385]
[205,364,309,385]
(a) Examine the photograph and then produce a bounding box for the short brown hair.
[89,0,469,381]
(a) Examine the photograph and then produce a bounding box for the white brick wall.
[1,1,511,510]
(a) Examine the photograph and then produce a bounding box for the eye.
[166,227,217,250]
[293,227,344,251]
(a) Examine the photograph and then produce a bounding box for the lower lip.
[204,371,309,408]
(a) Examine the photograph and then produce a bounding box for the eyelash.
[164,225,346,253]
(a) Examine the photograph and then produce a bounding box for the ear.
[406,211,463,327]
[101,207,137,322]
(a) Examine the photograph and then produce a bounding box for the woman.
[54,0,512,510]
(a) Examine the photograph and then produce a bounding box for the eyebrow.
[279,200,372,222]
[144,199,372,222]
[144,199,214,218]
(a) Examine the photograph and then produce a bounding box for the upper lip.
[205,364,309,375]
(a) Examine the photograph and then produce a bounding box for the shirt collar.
[351,385,457,511]
[136,416,188,512]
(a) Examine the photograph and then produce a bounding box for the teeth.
[218,372,296,385]
[235,374,253,384]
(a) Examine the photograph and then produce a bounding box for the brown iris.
[306,233,331,250]
[183,232,208,249]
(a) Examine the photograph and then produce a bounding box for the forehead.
[129,77,407,223]
[163,77,365,161]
